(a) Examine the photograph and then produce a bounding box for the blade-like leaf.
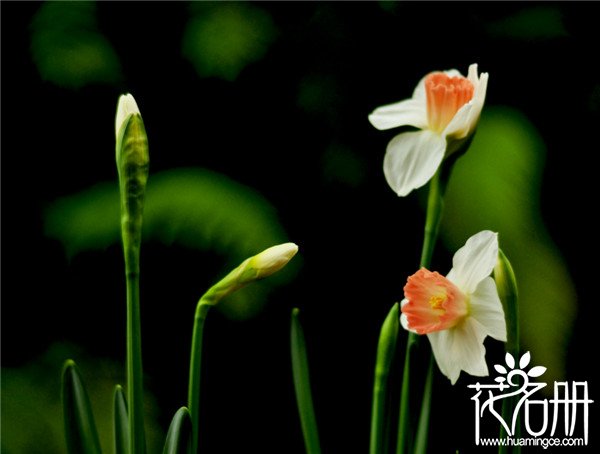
[62,360,102,454]
[291,308,321,454]
[162,407,192,454]
[369,303,399,454]
[113,385,129,454]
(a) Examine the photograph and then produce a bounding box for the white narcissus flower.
[400,231,507,384]
[369,63,488,197]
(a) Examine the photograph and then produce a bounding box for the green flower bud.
[200,243,299,307]
[115,94,149,273]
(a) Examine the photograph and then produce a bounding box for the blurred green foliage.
[1,344,163,454]
[486,6,568,40]
[440,106,576,383]
[44,168,296,319]
[30,2,122,89]
[182,3,277,81]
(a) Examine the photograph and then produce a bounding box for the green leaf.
[162,407,192,454]
[369,303,399,454]
[113,385,129,454]
[62,360,102,454]
[291,308,321,454]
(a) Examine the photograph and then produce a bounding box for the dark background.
[2,2,599,453]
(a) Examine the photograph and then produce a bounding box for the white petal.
[447,230,498,294]
[400,313,410,331]
[115,93,140,139]
[467,63,479,85]
[443,70,488,139]
[399,299,418,333]
[428,318,489,385]
[383,130,446,197]
[443,69,463,78]
[469,277,507,342]
[368,98,427,130]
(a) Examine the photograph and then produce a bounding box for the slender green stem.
[414,356,434,454]
[126,266,145,454]
[369,303,400,454]
[396,170,444,454]
[395,332,418,454]
[291,308,321,454]
[188,301,210,454]
[419,169,444,269]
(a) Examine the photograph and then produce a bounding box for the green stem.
[126,266,145,454]
[291,308,321,454]
[414,356,434,454]
[369,303,400,454]
[396,333,418,454]
[419,169,444,269]
[188,301,210,454]
[396,170,444,454]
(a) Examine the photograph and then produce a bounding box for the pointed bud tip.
[249,242,299,279]
[115,93,141,139]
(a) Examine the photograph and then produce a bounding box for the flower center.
[425,72,474,134]
[401,268,468,334]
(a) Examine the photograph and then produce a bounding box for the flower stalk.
[187,243,298,454]
[396,169,443,454]
[116,94,149,454]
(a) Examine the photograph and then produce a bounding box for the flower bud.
[115,93,149,273]
[200,243,299,307]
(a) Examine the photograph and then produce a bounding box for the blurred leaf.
[162,407,192,454]
[44,168,296,319]
[113,386,129,454]
[30,2,122,89]
[486,6,568,41]
[182,3,276,81]
[1,344,164,454]
[440,106,576,383]
[62,360,102,454]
